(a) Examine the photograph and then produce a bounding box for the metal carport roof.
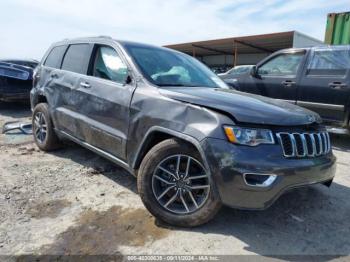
[164,31,318,56]
[164,31,323,66]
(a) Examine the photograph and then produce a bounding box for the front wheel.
[138,139,221,227]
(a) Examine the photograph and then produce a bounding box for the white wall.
[293,31,324,48]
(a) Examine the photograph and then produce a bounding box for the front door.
[73,45,135,160]
[240,51,306,103]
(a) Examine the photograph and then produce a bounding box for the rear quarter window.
[307,49,350,76]
[44,45,67,69]
[61,44,91,74]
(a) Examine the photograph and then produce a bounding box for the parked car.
[218,65,254,80]
[210,66,231,74]
[30,37,335,227]
[0,59,38,102]
[223,46,350,133]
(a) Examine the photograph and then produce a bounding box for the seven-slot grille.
[276,132,331,158]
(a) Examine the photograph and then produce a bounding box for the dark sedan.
[0,59,38,102]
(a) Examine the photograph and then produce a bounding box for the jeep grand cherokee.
[30,37,336,227]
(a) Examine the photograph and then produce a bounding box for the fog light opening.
[243,173,277,187]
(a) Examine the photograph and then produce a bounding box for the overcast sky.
[0,0,348,60]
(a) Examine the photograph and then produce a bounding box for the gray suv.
[31,37,336,227]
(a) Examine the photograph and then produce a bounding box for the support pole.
[233,41,238,67]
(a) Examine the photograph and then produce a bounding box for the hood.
[159,87,321,126]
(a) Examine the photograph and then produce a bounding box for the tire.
[32,103,61,151]
[138,138,221,227]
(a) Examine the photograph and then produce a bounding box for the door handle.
[281,80,296,87]
[50,73,59,78]
[80,82,91,88]
[328,82,347,90]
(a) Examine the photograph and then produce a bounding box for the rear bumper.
[201,138,336,210]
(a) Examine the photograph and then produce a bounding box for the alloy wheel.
[33,112,47,144]
[152,154,210,214]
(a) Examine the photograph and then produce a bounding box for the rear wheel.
[32,103,61,151]
[138,139,221,227]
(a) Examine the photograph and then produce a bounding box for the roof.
[52,36,184,55]
[52,36,168,50]
[164,31,322,56]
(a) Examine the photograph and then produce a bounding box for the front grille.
[276,131,331,158]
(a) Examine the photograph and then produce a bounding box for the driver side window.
[92,46,128,84]
[258,53,304,77]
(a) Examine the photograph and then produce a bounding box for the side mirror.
[250,66,258,78]
[123,68,133,85]
[124,75,132,85]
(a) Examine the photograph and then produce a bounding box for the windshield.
[123,43,227,88]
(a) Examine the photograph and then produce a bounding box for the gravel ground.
[0,102,350,259]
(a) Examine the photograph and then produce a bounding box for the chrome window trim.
[297,101,344,111]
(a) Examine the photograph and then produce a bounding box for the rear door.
[71,44,135,160]
[52,43,94,136]
[239,51,306,103]
[39,45,68,126]
[297,47,350,124]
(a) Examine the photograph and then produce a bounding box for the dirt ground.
[1,102,350,259]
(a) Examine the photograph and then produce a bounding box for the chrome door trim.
[55,129,133,174]
[276,99,296,104]
[296,101,344,111]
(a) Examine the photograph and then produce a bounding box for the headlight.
[223,126,275,146]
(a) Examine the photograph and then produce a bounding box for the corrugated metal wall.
[325,12,350,45]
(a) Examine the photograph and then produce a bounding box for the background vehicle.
[31,37,335,227]
[223,46,350,133]
[210,65,231,74]
[218,65,254,80]
[0,59,38,102]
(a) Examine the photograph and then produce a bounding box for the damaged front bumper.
[201,138,336,210]
[2,121,32,134]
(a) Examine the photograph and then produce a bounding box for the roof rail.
[98,35,112,39]
[61,35,112,42]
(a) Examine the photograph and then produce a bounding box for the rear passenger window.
[61,44,91,74]
[44,46,67,69]
[308,49,350,76]
[92,46,128,84]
